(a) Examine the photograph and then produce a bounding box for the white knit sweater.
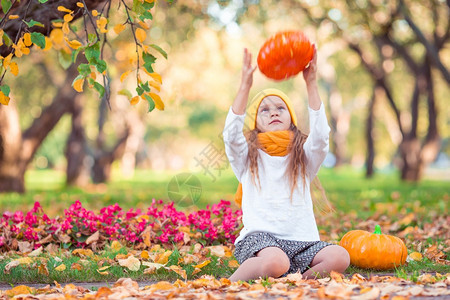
[223,104,330,245]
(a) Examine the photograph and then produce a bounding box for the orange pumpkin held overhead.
[339,225,408,270]
[257,31,314,81]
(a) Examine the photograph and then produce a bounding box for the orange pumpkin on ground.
[339,225,407,270]
[257,31,314,81]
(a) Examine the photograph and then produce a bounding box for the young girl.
[223,47,350,281]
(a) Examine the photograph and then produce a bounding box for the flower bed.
[0,200,242,251]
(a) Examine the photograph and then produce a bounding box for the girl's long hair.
[245,124,307,195]
[245,124,333,214]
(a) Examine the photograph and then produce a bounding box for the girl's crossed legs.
[229,245,349,282]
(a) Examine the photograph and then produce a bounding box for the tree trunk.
[65,95,89,187]
[92,132,129,183]
[365,88,376,178]
[0,63,79,193]
[0,101,26,193]
[91,97,130,184]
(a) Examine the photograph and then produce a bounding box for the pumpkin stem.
[374,225,382,235]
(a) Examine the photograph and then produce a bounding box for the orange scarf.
[234,130,293,206]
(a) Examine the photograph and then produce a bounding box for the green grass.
[0,247,236,284]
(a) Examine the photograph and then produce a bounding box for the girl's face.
[256,96,292,132]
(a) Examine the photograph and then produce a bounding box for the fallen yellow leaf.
[17,257,33,265]
[156,250,172,264]
[55,264,66,271]
[227,259,239,268]
[142,261,165,274]
[195,260,211,269]
[408,252,423,261]
[145,281,174,291]
[169,265,187,280]
[6,286,36,298]
[111,240,122,251]
[118,256,141,271]
[71,263,83,271]
[72,249,94,257]
[97,265,111,275]
[95,287,113,298]
[141,250,149,260]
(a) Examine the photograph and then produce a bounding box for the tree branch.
[399,0,450,83]
[0,0,106,57]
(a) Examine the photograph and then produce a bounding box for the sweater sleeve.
[223,107,248,182]
[303,103,331,179]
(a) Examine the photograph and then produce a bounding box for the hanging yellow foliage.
[136,28,147,43]
[66,38,83,49]
[73,78,85,92]
[149,92,164,110]
[114,24,126,35]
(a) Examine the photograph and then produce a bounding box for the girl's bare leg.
[302,245,350,279]
[229,247,290,282]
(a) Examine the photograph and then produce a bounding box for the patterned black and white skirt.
[234,232,332,275]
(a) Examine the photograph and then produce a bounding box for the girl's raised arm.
[232,48,257,115]
[303,45,322,111]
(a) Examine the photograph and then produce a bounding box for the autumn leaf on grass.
[5,256,33,273]
[38,263,49,276]
[407,252,423,262]
[110,240,123,252]
[155,250,172,264]
[118,256,141,271]
[97,265,111,275]
[207,245,228,257]
[29,246,43,257]
[142,261,165,274]
[169,265,187,280]
[192,259,211,275]
[72,249,94,257]
[141,250,150,260]
[71,263,83,271]
[224,259,237,269]
[55,264,66,271]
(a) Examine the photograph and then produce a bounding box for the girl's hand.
[240,48,257,90]
[303,44,317,86]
